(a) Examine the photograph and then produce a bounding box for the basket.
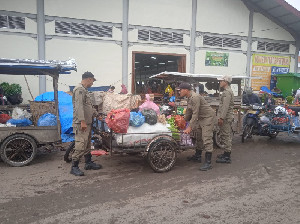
[29,101,56,125]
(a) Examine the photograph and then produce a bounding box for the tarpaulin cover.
[35,91,73,142]
[37,113,57,126]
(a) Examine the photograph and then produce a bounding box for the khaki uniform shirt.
[217,86,234,120]
[184,91,215,130]
[72,84,94,125]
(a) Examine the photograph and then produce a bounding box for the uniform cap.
[178,82,192,90]
[217,75,232,83]
[82,71,96,81]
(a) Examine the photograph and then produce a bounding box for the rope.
[24,75,34,100]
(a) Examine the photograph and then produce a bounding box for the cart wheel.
[0,134,37,167]
[242,124,252,143]
[64,141,75,163]
[213,130,224,149]
[147,135,177,173]
[269,132,278,139]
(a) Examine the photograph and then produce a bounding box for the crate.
[29,101,56,125]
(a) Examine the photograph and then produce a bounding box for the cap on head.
[245,87,253,95]
[82,71,96,81]
[178,82,192,90]
[217,75,232,83]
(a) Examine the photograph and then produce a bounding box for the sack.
[7,118,32,127]
[37,113,57,126]
[139,94,160,115]
[0,114,11,124]
[105,108,130,133]
[115,123,172,146]
[142,109,157,125]
[174,115,186,130]
[129,111,145,127]
[157,114,167,125]
[12,107,31,120]
[7,94,23,105]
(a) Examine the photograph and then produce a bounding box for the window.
[203,35,241,48]
[138,29,183,44]
[257,41,289,53]
[55,20,112,38]
[0,15,25,30]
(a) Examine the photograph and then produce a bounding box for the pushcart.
[0,58,76,167]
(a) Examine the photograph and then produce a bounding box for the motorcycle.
[242,104,278,143]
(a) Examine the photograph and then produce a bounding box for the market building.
[0,0,300,102]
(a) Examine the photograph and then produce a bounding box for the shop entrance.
[132,52,186,94]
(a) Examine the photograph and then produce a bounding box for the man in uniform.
[71,71,102,176]
[179,82,215,171]
[216,75,234,164]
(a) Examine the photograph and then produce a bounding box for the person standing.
[179,82,216,171]
[216,75,234,164]
[71,71,102,176]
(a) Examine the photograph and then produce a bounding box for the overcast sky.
[285,0,300,10]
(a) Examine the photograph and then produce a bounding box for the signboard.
[205,52,228,67]
[251,54,290,91]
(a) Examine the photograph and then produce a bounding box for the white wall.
[1,0,36,14]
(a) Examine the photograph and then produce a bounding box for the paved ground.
[0,134,299,224]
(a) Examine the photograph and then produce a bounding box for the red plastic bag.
[0,114,11,124]
[174,115,186,130]
[105,108,130,133]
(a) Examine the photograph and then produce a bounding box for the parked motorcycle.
[242,104,278,143]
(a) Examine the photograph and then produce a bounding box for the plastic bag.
[260,115,270,124]
[0,114,11,124]
[130,111,145,127]
[157,114,167,125]
[105,108,130,133]
[142,109,157,125]
[12,107,31,120]
[139,94,160,115]
[180,132,194,146]
[174,115,186,130]
[165,85,174,97]
[37,113,57,126]
[7,118,32,127]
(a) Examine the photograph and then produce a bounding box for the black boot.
[216,151,231,163]
[200,152,212,171]
[70,160,84,176]
[84,153,102,170]
[187,150,202,163]
[217,152,226,159]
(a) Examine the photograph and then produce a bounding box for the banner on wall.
[251,54,290,91]
[205,52,229,67]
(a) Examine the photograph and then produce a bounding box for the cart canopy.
[150,72,261,84]
[0,58,77,75]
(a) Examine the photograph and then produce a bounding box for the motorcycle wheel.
[242,124,252,143]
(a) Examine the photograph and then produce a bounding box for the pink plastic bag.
[139,94,160,115]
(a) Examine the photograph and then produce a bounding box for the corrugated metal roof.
[242,0,300,40]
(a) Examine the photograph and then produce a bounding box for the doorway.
[132,52,186,94]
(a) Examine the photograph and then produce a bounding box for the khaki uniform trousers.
[191,116,215,153]
[72,123,92,161]
[219,118,232,152]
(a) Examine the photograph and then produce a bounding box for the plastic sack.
[157,114,167,125]
[142,109,157,125]
[7,118,32,127]
[260,115,270,124]
[115,123,172,146]
[174,115,186,130]
[139,94,160,115]
[130,111,145,127]
[37,113,57,126]
[12,107,31,120]
[105,108,130,133]
[0,114,11,124]
[180,132,194,146]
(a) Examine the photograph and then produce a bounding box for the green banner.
[205,52,229,67]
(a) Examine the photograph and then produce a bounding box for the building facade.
[0,0,298,101]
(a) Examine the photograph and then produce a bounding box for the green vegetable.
[0,82,22,96]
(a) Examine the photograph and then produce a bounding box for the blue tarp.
[260,86,280,97]
[35,91,73,142]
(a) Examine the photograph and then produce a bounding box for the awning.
[0,58,77,75]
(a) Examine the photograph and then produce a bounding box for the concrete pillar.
[190,0,197,73]
[246,10,254,87]
[122,0,129,89]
